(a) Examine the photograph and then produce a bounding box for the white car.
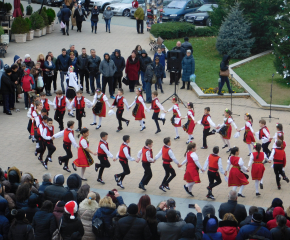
[90,0,121,11]
[108,0,145,16]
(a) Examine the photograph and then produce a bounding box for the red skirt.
[73,148,94,167]
[228,167,249,187]
[133,103,145,120]
[223,125,232,139]
[251,163,265,180]
[243,130,255,144]
[184,164,200,183]
[93,102,106,117]
[183,119,195,134]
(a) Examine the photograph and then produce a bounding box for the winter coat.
[179,223,201,240]
[112,213,128,232]
[111,49,125,77]
[44,60,56,72]
[220,55,230,71]
[73,8,87,22]
[236,222,272,240]
[153,52,166,70]
[53,204,64,227]
[271,226,290,240]
[76,54,89,72]
[66,174,82,191]
[157,220,186,240]
[115,214,151,240]
[61,5,71,22]
[8,220,34,240]
[267,207,290,230]
[22,206,40,223]
[7,167,21,194]
[181,55,195,82]
[181,41,193,53]
[202,215,222,240]
[103,9,113,19]
[153,63,164,79]
[139,50,152,72]
[78,198,99,240]
[1,72,14,95]
[88,55,101,73]
[0,213,9,240]
[147,221,160,240]
[217,220,239,240]
[38,181,52,202]
[218,200,247,225]
[144,64,154,83]
[56,54,70,71]
[32,210,57,240]
[99,53,117,77]
[21,69,35,92]
[60,214,84,240]
[24,60,35,69]
[44,176,68,206]
[134,7,144,20]
[125,56,140,80]
[91,8,99,22]
[71,6,77,26]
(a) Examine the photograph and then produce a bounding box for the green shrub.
[26,5,33,15]
[0,26,4,35]
[11,16,29,34]
[38,9,49,26]
[30,12,45,30]
[195,27,218,37]
[20,3,24,14]
[4,3,12,12]
[46,8,55,24]
[25,17,32,30]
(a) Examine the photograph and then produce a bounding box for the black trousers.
[27,119,32,134]
[54,110,65,130]
[97,155,111,179]
[208,171,222,190]
[136,20,143,33]
[141,162,152,185]
[76,108,85,130]
[203,128,214,148]
[59,143,72,167]
[102,76,113,96]
[152,112,162,131]
[76,21,83,31]
[262,142,271,158]
[37,138,46,160]
[162,163,176,186]
[79,70,89,92]
[129,80,137,91]
[117,160,130,181]
[274,164,286,187]
[114,76,122,89]
[44,141,56,163]
[52,71,57,91]
[43,74,53,92]
[62,20,69,34]
[116,109,128,130]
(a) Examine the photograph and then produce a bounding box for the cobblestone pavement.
[1,5,290,207]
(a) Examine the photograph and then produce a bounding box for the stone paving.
[1,3,290,208]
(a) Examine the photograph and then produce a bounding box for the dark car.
[184,3,218,26]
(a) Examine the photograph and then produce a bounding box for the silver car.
[108,0,145,16]
[92,0,121,11]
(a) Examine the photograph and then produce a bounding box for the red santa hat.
[64,201,78,219]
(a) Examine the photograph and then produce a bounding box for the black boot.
[92,26,93,33]
[95,26,97,34]
[187,82,190,90]
[180,82,185,89]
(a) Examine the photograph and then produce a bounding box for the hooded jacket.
[144,63,154,83]
[217,220,239,240]
[21,68,35,92]
[8,220,34,240]
[60,213,84,240]
[236,222,272,240]
[14,55,22,65]
[7,166,21,194]
[103,9,113,19]
[22,194,40,223]
[32,210,57,240]
[134,7,144,20]
[179,223,196,240]
[66,173,82,191]
[267,207,290,230]
[140,50,152,72]
[125,55,140,80]
[202,215,222,240]
[44,174,68,206]
[153,51,166,69]
[61,5,71,22]
[88,54,101,73]
[220,55,230,72]
[99,53,117,77]
[111,49,125,77]
[182,54,195,82]
[53,202,65,227]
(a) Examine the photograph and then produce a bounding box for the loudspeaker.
[167,50,183,72]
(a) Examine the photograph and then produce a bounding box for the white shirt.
[32,110,40,118]
[240,121,254,133]
[42,126,54,140]
[69,97,93,109]
[38,123,45,136]
[35,115,42,128]
[27,107,32,118]
[92,93,111,107]
[129,96,148,110]
[184,110,194,120]
[80,138,88,149]
[203,154,225,174]
[248,152,268,167]
[220,117,237,129]
[149,98,164,111]
[226,157,247,172]
[97,139,114,158]
[272,131,284,148]
[116,142,135,161]
[111,96,129,110]
[167,104,181,117]
[137,146,154,163]
[53,128,78,148]
[255,128,270,144]
[181,152,202,169]
[197,116,216,127]
[41,99,54,107]
[154,145,179,165]
[53,96,71,110]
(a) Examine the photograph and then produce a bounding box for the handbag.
[220,69,229,77]
[52,218,63,240]
[151,73,157,84]
[37,76,44,88]
[92,218,104,237]
[16,84,22,94]
[60,21,65,29]
[122,76,130,86]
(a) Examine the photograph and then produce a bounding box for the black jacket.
[11,70,21,83]
[111,49,125,77]
[115,214,151,240]
[218,200,247,225]
[61,5,71,22]
[73,8,87,22]
[32,210,57,240]
[91,8,99,22]
[1,73,14,94]
[60,214,84,240]
[172,46,186,58]
[147,221,160,240]
[153,62,164,78]
[43,184,68,206]
[76,54,89,72]
[181,41,193,53]
[271,226,290,240]
[220,55,230,71]
[8,221,34,240]
[88,55,101,73]
[139,50,152,72]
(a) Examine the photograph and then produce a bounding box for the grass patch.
[234,53,290,105]
[164,37,245,93]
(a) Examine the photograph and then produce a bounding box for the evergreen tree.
[216,3,255,59]
[272,0,290,81]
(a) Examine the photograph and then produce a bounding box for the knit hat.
[5,68,12,74]
[202,204,215,218]
[252,212,262,223]
[4,64,9,70]
[272,198,283,208]
[24,54,30,59]
[64,201,78,219]
[127,203,138,215]
[57,201,66,208]
[53,174,65,185]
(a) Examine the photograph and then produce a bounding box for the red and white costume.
[248,152,267,180]
[272,131,286,149]
[41,98,54,115]
[92,92,111,127]
[73,137,94,167]
[183,109,195,137]
[219,117,237,139]
[53,96,71,112]
[181,151,202,183]
[129,95,147,120]
[241,121,255,144]
[226,156,249,187]
[168,104,181,127]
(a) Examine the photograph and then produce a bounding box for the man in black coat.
[139,50,152,91]
[218,190,247,225]
[111,49,125,91]
[1,67,14,115]
[169,41,185,85]
[88,49,101,95]
[60,4,71,35]
[181,37,193,53]
[76,48,90,94]
[115,203,151,240]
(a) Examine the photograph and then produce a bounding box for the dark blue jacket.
[202,216,222,240]
[0,198,9,240]
[181,55,195,82]
[16,199,29,209]
[32,210,57,240]
[60,5,71,22]
[140,50,152,72]
[56,54,70,71]
[111,49,125,77]
[153,52,166,70]
[38,181,52,195]
[153,62,164,79]
[236,222,272,240]
[44,61,56,71]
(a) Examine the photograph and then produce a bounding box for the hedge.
[150,22,218,39]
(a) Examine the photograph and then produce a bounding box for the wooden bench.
[149,36,164,52]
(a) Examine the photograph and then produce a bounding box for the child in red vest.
[95,132,115,184]
[27,95,40,139]
[110,88,130,132]
[137,139,154,191]
[257,119,271,158]
[269,140,289,189]
[31,100,43,144]
[36,115,48,164]
[155,137,180,192]
[21,68,35,109]
[34,108,47,155]
[237,113,255,156]
[69,90,93,131]
[167,97,182,140]
[203,146,226,200]
[53,90,71,130]
[40,92,54,116]
[150,91,166,134]
[182,102,196,144]
[198,107,216,149]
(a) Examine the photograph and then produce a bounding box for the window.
[186,1,194,9]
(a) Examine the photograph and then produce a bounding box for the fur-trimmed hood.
[99,201,116,209]
[20,172,34,184]
[79,198,99,211]
[7,166,21,183]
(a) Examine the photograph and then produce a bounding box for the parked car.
[47,0,63,6]
[184,3,217,26]
[91,0,121,11]
[108,0,145,16]
[162,0,202,22]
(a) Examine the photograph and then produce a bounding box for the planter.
[11,34,15,41]
[34,29,42,37]
[46,25,52,34]
[42,27,46,36]
[14,33,27,43]
[1,34,9,44]
[52,22,54,31]
[27,30,34,40]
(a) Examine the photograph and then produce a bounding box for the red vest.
[274,148,286,166]
[43,99,50,111]
[56,96,66,112]
[37,122,45,136]
[252,152,264,163]
[151,98,160,113]
[142,147,153,163]
[187,151,198,170]
[259,126,270,140]
[162,145,172,164]
[74,96,85,110]
[245,121,252,131]
[113,96,124,109]
[208,154,220,172]
[201,114,210,129]
[173,104,180,117]
[225,117,231,125]
[44,126,54,142]
[64,128,74,144]
[119,143,130,162]
[98,140,109,157]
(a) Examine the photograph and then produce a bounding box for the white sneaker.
[25,107,28,110]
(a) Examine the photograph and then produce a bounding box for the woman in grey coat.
[181,50,195,90]
[103,6,113,33]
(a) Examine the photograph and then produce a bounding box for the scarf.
[78,8,83,16]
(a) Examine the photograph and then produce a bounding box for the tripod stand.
[162,71,186,107]
[262,74,279,122]
[230,74,240,116]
